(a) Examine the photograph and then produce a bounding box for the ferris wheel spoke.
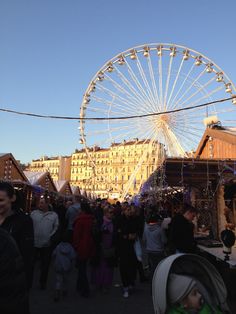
[86,106,122,116]
[125,59,157,112]
[171,128,199,147]
[169,63,196,108]
[174,132,200,150]
[86,124,134,137]
[221,120,236,122]
[172,124,201,141]
[103,72,141,104]
[103,73,150,113]
[174,76,217,109]
[178,85,224,111]
[173,131,199,150]
[112,64,153,109]
[96,80,143,113]
[158,55,164,108]
[163,125,186,156]
[101,121,152,146]
[173,110,207,121]
[173,120,205,132]
[210,107,236,115]
[172,68,208,109]
[167,58,185,108]
[164,55,174,110]
[90,95,138,116]
[136,54,157,111]
[171,118,203,134]
[147,55,161,110]
[121,128,159,198]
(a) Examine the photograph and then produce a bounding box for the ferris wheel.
[79,43,236,195]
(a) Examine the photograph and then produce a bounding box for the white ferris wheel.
[79,43,236,195]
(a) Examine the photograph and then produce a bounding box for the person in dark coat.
[0,228,30,314]
[168,205,197,253]
[0,181,34,289]
[116,204,140,298]
[73,200,95,297]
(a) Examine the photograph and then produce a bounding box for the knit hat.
[168,274,197,305]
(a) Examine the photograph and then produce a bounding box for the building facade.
[29,156,71,181]
[71,140,164,199]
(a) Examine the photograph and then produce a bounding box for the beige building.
[71,140,164,199]
[29,156,71,181]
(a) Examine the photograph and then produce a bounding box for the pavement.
[30,261,236,314]
[30,268,154,314]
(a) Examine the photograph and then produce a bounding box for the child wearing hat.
[167,274,222,314]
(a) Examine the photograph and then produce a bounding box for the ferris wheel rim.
[82,42,236,100]
[79,42,236,170]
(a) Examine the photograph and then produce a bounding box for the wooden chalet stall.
[0,153,31,211]
[24,171,58,209]
[195,126,236,159]
[195,126,236,234]
[144,158,236,239]
[71,185,80,195]
[54,180,72,196]
[24,171,57,193]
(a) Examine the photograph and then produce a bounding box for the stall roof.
[54,180,72,194]
[0,153,29,182]
[71,185,81,195]
[24,171,57,191]
[195,127,236,158]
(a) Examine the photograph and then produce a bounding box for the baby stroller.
[152,254,230,314]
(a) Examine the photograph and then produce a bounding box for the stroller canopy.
[152,254,229,314]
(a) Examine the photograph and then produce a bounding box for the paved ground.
[30,261,236,314]
[30,268,154,314]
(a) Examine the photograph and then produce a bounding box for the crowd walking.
[0,180,233,313]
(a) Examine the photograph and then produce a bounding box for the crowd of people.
[0,180,221,314]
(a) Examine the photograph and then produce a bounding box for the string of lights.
[0,96,235,121]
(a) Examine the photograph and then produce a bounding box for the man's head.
[182,205,197,222]
[38,197,50,212]
[0,181,16,215]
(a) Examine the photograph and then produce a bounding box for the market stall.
[141,158,236,239]
[0,153,31,211]
[54,180,72,195]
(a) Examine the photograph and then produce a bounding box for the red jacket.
[73,212,95,260]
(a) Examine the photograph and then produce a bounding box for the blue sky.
[0,0,236,163]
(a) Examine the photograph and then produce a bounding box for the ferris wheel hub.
[80,42,236,198]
